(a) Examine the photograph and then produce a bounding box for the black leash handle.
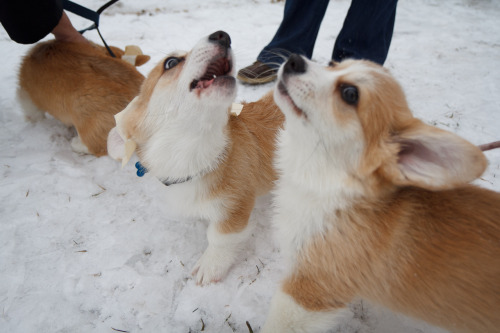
[96,0,119,14]
[63,0,119,57]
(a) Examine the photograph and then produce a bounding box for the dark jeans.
[257,0,398,68]
[0,0,63,44]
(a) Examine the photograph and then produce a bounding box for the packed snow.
[1,0,499,332]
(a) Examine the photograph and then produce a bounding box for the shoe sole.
[237,73,277,85]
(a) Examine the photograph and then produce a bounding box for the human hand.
[51,11,88,43]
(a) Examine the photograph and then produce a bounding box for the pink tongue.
[196,78,215,89]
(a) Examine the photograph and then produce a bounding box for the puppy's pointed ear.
[107,97,144,163]
[383,120,487,190]
[134,55,151,67]
[107,126,125,161]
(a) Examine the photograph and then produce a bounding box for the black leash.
[62,0,119,57]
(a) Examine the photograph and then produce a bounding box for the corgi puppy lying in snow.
[18,40,149,156]
[262,55,500,333]
[107,31,284,284]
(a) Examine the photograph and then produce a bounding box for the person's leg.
[238,0,330,84]
[332,0,398,65]
[258,0,330,68]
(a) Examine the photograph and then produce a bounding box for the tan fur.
[19,40,146,156]
[206,91,285,234]
[279,60,500,333]
[331,61,487,191]
[284,186,500,332]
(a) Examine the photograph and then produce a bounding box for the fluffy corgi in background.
[107,31,284,285]
[262,55,500,333]
[18,40,150,156]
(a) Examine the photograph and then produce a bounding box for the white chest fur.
[159,177,227,223]
[273,179,342,264]
[141,106,230,223]
[273,127,363,263]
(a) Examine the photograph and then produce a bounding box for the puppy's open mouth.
[277,81,306,118]
[190,57,233,91]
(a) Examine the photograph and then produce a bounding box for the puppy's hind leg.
[17,87,45,122]
[73,113,114,156]
[261,288,344,333]
[70,134,91,155]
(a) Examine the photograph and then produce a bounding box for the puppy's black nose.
[209,30,231,48]
[284,54,306,74]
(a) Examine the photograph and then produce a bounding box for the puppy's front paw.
[191,246,236,285]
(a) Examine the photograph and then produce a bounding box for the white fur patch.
[159,178,227,222]
[17,87,45,122]
[272,59,368,261]
[70,135,90,155]
[139,38,236,181]
[261,289,343,333]
[192,221,253,285]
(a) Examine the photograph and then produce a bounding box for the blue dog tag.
[135,161,148,177]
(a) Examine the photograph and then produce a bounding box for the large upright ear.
[383,120,487,190]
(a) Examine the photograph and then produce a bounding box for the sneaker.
[237,61,278,84]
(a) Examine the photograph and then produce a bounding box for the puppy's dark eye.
[340,84,358,105]
[164,57,181,70]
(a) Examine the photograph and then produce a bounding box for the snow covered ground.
[1,0,499,332]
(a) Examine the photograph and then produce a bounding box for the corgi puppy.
[262,55,500,333]
[18,40,150,156]
[107,31,284,285]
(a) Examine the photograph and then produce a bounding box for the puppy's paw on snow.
[192,246,236,285]
[70,136,90,155]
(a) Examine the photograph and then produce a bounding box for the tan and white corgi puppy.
[262,55,500,333]
[107,31,284,285]
[18,40,150,156]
